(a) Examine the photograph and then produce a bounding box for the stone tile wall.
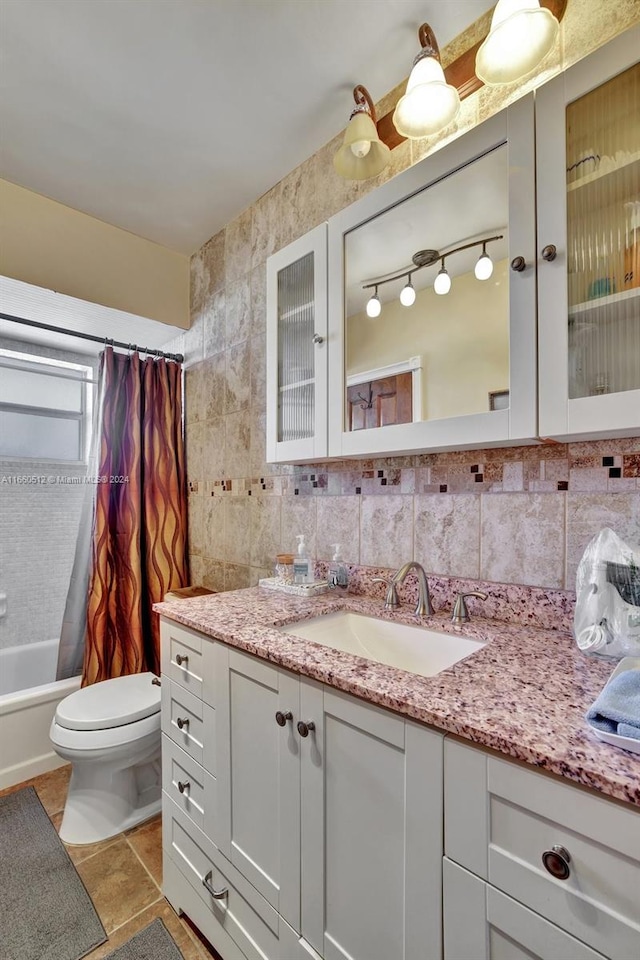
[160,0,640,597]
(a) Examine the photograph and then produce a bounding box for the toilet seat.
[55,672,161,731]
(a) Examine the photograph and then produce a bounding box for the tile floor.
[0,764,224,960]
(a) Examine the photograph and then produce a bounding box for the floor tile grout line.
[124,830,163,892]
[105,892,165,937]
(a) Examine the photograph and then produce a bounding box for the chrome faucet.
[373,561,433,617]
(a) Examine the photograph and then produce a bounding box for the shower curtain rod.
[0,311,184,362]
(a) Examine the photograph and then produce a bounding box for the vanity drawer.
[445,739,640,959]
[161,678,216,773]
[163,794,283,960]
[162,734,217,836]
[160,618,216,706]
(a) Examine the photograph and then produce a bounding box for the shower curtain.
[60,346,188,685]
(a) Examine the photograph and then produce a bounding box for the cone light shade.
[334,111,391,180]
[393,51,460,139]
[476,0,559,85]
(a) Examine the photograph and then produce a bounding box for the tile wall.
[0,338,94,650]
[160,0,640,598]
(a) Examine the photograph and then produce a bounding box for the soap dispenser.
[293,534,313,584]
[328,544,348,590]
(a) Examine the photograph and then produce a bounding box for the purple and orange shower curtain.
[82,347,188,685]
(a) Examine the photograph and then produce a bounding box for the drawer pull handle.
[176,717,190,730]
[275,710,293,727]
[542,844,571,880]
[541,243,557,262]
[202,870,228,900]
[177,780,190,794]
[297,720,315,738]
[175,654,189,667]
[151,677,161,687]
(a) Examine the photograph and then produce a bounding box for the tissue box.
[258,578,329,597]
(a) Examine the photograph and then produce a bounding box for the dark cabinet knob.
[510,256,526,272]
[542,844,571,880]
[541,244,557,262]
[151,677,161,686]
[297,720,316,738]
[275,710,293,727]
[176,717,190,730]
[177,780,190,794]
[175,653,189,666]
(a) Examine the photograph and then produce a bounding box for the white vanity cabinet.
[443,739,640,960]
[537,27,640,441]
[160,621,443,960]
[266,222,328,463]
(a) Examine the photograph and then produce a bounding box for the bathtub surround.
[0,785,107,960]
[154,1,640,599]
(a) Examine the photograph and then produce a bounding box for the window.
[0,349,94,462]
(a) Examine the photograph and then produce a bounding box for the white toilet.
[50,671,162,845]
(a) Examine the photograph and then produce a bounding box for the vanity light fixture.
[393,24,460,139]
[399,275,416,306]
[433,260,452,296]
[366,286,382,318]
[475,0,560,85]
[362,234,503,312]
[334,85,391,181]
[474,242,494,280]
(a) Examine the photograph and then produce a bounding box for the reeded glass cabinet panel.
[277,252,315,443]
[537,26,640,440]
[566,63,640,400]
[266,223,328,462]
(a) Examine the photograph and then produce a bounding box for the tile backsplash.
[157,0,640,601]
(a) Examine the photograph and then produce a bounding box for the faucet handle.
[371,577,400,609]
[451,591,488,624]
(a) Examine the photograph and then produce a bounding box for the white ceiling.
[0,0,495,256]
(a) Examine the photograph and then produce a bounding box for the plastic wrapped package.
[574,528,640,658]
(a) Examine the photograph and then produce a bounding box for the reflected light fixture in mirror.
[366,286,382,318]
[434,260,452,295]
[474,242,494,280]
[475,0,560,85]
[334,85,391,180]
[393,24,460,139]
[400,276,416,306]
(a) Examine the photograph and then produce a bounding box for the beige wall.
[347,261,509,421]
[167,0,640,595]
[0,179,190,328]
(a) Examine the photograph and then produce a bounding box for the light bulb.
[434,266,451,295]
[400,278,416,306]
[474,251,494,280]
[475,0,559,86]
[350,139,372,159]
[366,291,381,318]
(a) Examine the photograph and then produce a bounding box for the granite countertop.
[154,586,640,808]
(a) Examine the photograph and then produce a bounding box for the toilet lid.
[55,672,161,731]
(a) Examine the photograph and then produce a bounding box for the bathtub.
[0,639,80,789]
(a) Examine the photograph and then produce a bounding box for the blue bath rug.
[0,785,107,960]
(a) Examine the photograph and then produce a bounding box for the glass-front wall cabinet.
[538,28,640,439]
[328,96,537,458]
[266,223,328,462]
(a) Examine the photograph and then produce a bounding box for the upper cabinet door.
[266,223,328,463]
[537,27,640,441]
[327,96,537,458]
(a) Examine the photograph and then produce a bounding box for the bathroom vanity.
[157,587,640,960]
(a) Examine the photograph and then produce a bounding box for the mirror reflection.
[344,144,510,430]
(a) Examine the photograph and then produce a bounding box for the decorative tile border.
[199,439,640,497]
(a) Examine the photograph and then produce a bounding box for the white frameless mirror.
[343,144,510,432]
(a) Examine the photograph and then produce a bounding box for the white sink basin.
[277,611,486,678]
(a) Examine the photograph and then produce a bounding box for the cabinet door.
[444,859,607,960]
[300,682,443,960]
[327,96,537,458]
[216,648,301,932]
[266,222,328,463]
[537,26,640,440]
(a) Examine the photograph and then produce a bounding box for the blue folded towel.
[586,669,640,740]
